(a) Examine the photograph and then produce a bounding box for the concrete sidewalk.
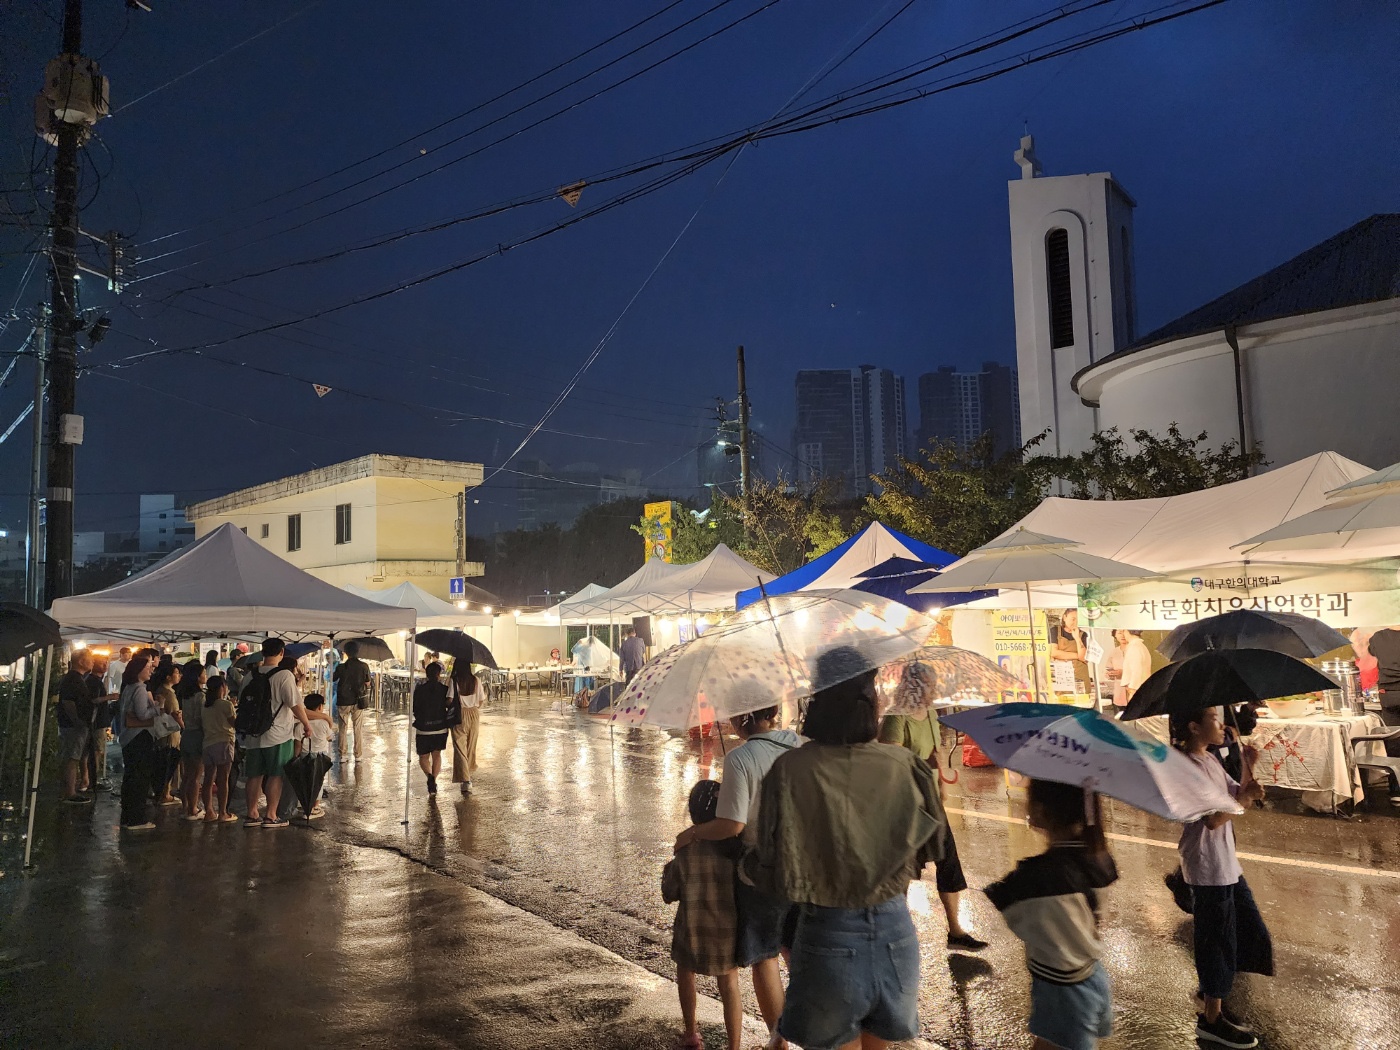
[0,809,771,1049]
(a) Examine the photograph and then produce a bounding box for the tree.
[713,475,850,575]
[1034,424,1265,500]
[865,432,1050,556]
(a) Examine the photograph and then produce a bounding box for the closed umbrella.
[610,590,933,729]
[911,528,1159,699]
[413,629,497,669]
[283,750,333,822]
[1158,610,1350,661]
[940,703,1240,823]
[1121,649,1338,721]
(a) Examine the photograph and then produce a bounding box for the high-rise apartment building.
[915,362,1022,457]
[794,366,906,498]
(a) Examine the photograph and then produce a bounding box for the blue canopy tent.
[851,556,995,612]
[735,522,960,609]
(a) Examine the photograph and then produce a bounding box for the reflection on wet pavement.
[6,693,1400,1050]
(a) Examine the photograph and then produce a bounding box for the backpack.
[234,669,288,738]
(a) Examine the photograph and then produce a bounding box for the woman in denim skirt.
[747,646,948,1050]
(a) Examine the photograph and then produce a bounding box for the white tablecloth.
[1137,711,1384,812]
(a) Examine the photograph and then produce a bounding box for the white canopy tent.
[1235,461,1400,559]
[566,545,774,619]
[52,523,416,639]
[993,452,1372,571]
[344,581,491,632]
[516,583,614,627]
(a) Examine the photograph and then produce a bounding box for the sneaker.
[122,821,157,831]
[62,795,94,805]
[1389,794,1400,807]
[262,817,289,828]
[1192,994,1253,1032]
[1196,1013,1259,1048]
[94,780,113,791]
[947,931,989,952]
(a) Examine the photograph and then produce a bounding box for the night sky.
[1,0,1396,538]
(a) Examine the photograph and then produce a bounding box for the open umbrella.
[610,589,933,729]
[0,603,61,665]
[283,749,333,822]
[910,528,1158,699]
[850,557,995,613]
[413,628,498,669]
[940,703,1241,822]
[1159,609,1350,661]
[1235,462,1400,558]
[1121,649,1338,721]
[876,646,1021,714]
[236,640,322,669]
[336,636,396,663]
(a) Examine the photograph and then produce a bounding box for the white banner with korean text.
[1078,559,1400,630]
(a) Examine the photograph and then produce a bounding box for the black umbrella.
[1158,609,1350,661]
[336,636,395,662]
[283,750,333,821]
[413,629,498,669]
[0,603,62,665]
[1121,648,1338,721]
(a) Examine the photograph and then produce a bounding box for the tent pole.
[403,632,416,827]
[1025,582,1044,702]
[0,660,19,789]
[23,646,54,868]
[19,650,43,818]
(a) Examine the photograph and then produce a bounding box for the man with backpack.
[333,640,372,762]
[237,638,312,828]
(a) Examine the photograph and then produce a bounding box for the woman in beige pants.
[449,664,481,796]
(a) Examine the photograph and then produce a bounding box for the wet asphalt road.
[6,694,1400,1050]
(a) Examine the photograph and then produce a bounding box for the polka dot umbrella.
[610,589,936,730]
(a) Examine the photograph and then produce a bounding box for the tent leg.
[23,647,53,869]
[404,634,416,828]
[1025,583,1044,702]
[19,650,43,817]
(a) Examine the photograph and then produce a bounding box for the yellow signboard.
[643,500,676,562]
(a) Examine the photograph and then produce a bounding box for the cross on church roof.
[1014,134,1042,180]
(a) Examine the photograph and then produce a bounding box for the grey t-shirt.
[716,730,803,844]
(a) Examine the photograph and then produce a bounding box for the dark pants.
[120,732,156,827]
[154,745,179,797]
[933,828,969,894]
[1191,877,1274,1000]
[1381,706,1400,793]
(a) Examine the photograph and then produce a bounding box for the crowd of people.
[662,648,1273,1050]
[54,635,490,830]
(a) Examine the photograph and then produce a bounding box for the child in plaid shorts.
[662,779,744,1050]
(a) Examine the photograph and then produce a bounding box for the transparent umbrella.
[610,589,935,730]
[876,646,1021,715]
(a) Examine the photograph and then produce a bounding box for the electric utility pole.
[37,0,109,605]
[27,319,47,608]
[736,345,752,503]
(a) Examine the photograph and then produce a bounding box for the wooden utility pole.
[736,345,752,503]
[27,320,47,607]
[42,0,86,605]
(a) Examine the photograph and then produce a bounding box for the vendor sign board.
[990,609,1050,685]
[1079,558,1400,629]
[642,501,677,563]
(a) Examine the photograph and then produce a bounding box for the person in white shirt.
[1120,630,1154,709]
[105,647,131,695]
[293,692,336,819]
[242,638,312,828]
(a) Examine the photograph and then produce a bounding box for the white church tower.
[1008,136,1138,457]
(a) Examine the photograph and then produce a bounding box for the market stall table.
[1136,709,1385,812]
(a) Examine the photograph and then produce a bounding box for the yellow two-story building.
[185,454,485,599]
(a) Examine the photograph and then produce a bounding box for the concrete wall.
[1080,299,1400,469]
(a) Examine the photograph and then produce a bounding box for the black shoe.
[427,776,437,795]
[1193,994,1253,1032]
[1196,1013,1259,1048]
[947,931,989,952]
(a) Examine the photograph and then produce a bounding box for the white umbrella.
[910,528,1159,699]
[1235,462,1400,557]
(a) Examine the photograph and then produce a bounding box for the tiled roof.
[1126,213,1400,351]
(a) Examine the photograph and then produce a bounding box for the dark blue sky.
[1,0,1396,536]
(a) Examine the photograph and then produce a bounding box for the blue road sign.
[448,576,465,599]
